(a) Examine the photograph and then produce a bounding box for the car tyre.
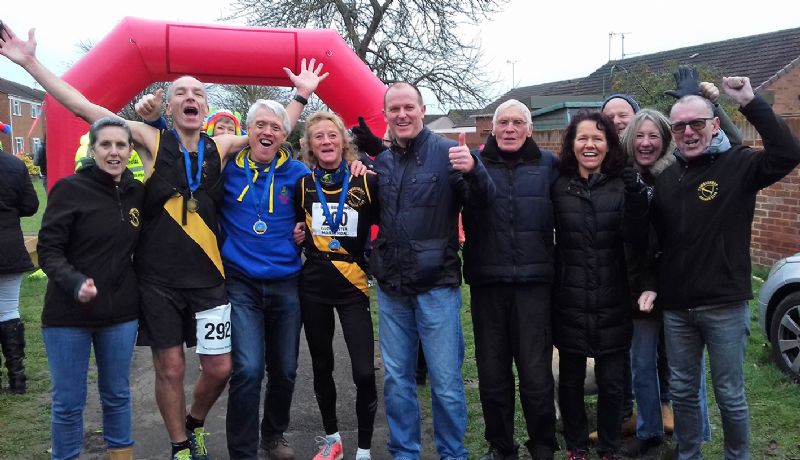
[769,292,800,381]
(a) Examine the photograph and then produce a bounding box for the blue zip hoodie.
[220,147,309,280]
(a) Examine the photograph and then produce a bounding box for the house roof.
[447,109,483,127]
[0,77,45,102]
[574,26,800,95]
[484,26,800,110]
[483,78,583,112]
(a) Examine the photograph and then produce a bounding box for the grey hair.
[492,99,532,125]
[671,95,715,119]
[621,108,674,164]
[246,99,291,134]
[89,117,133,147]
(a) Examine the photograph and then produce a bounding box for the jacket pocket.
[410,173,440,207]
[409,238,447,283]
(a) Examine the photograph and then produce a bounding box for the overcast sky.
[1,0,798,112]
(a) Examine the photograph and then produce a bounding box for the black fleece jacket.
[38,165,145,327]
[653,96,800,310]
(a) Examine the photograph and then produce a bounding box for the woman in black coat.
[0,144,39,393]
[37,117,144,460]
[552,111,648,460]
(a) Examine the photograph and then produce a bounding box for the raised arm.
[0,22,158,165]
[283,58,329,131]
[0,24,114,123]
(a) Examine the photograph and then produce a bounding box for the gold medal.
[187,197,199,213]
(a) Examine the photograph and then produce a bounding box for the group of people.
[2,18,800,460]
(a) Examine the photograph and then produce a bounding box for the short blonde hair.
[301,112,358,168]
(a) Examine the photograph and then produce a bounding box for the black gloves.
[664,65,701,99]
[350,116,385,157]
[621,167,644,193]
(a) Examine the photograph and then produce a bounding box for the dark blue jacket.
[371,128,493,295]
[462,136,558,285]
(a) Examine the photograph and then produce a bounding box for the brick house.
[0,77,46,157]
[471,27,800,266]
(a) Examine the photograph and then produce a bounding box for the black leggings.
[301,298,377,449]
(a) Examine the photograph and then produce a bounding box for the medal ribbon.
[314,164,351,235]
[243,151,279,218]
[173,129,205,194]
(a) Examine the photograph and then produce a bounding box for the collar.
[234,145,291,172]
[80,162,135,189]
[480,135,541,163]
[391,127,432,156]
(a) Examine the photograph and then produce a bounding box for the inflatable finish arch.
[45,17,388,188]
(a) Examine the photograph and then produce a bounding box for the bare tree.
[225,0,502,108]
[209,84,327,117]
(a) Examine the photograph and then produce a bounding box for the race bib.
[311,202,359,237]
[195,303,232,355]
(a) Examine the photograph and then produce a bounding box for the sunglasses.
[670,118,713,133]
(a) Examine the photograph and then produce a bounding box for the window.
[11,99,21,116]
[14,137,24,154]
[32,138,41,153]
[31,104,41,118]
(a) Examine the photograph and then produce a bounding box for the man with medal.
[0,22,328,459]
[369,82,494,460]
[215,98,313,460]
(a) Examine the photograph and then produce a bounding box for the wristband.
[293,94,309,106]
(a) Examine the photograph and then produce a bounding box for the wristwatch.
[293,93,309,106]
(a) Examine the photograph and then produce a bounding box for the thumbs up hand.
[448,132,474,173]
[135,88,165,123]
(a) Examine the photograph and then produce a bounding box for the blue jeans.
[631,317,664,440]
[42,320,138,460]
[0,273,24,321]
[225,272,302,460]
[664,303,750,460]
[378,286,468,460]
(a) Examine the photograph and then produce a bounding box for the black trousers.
[470,283,557,457]
[559,350,626,455]
[301,298,377,449]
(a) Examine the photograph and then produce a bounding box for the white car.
[758,253,800,381]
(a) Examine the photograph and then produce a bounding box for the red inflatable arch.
[44,17,388,189]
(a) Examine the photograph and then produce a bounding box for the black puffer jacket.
[552,173,648,357]
[463,136,558,285]
[0,150,39,274]
[38,165,144,327]
[371,128,493,295]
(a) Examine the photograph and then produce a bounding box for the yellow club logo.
[698,181,719,201]
[129,208,141,227]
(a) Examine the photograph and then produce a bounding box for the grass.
[0,273,53,459]
[21,177,47,235]
[371,274,800,459]
[4,269,799,458]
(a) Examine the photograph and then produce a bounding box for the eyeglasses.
[670,118,713,133]
[496,119,528,128]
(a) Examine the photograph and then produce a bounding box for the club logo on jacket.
[348,186,367,208]
[698,180,719,202]
[279,185,290,205]
[129,208,141,227]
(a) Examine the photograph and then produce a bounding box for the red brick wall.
[752,117,800,267]
[0,93,10,152]
[0,94,45,156]
[768,65,800,116]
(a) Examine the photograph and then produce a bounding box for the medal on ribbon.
[174,130,205,213]
[243,150,278,235]
[314,164,351,252]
